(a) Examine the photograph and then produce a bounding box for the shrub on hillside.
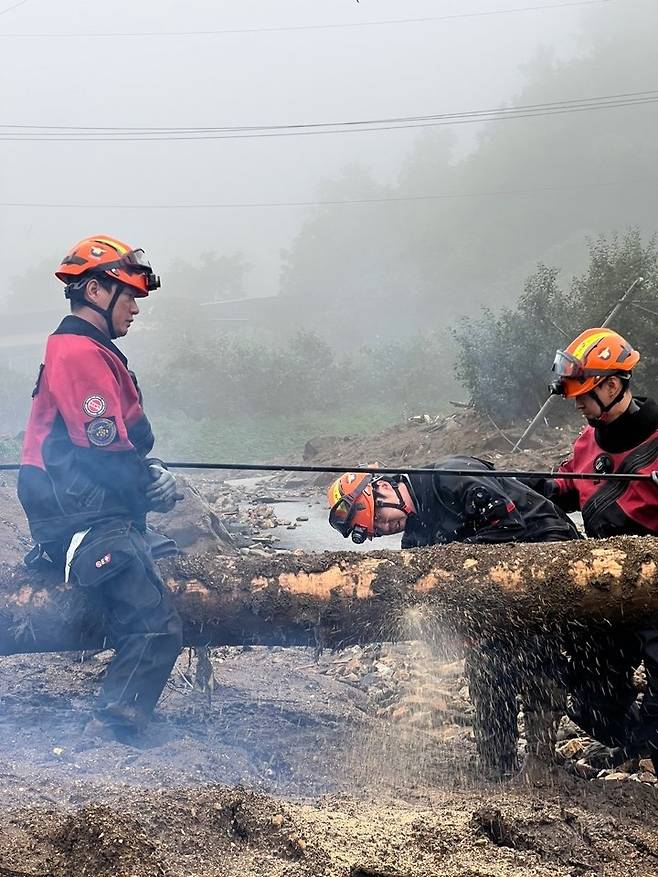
[453,230,658,421]
[143,330,458,422]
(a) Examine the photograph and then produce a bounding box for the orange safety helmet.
[551,328,639,399]
[55,235,160,297]
[327,473,377,544]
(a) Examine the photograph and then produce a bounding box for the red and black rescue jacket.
[553,397,658,537]
[18,316,156,549]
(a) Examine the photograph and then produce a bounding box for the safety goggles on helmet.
[105,249,161,292]
[551,350,583,395]
[551,348,623,396]
[552,350,585,380]
[328,474,374,542]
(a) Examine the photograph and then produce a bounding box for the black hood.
[595,397,658,454]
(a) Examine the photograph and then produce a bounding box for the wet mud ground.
[0,461,656,876]
[0,645,657,877]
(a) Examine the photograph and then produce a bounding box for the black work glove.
[464,486,508,527]
[146,463,179,513]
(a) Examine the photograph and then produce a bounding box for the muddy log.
[0,536,658,655]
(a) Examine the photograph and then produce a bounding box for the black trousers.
[69,520,183,729]
[567,625,658,762]
[466,635,565,775]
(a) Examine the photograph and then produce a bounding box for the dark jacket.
[18,316,157,550]
[552,397,658,538]
[401,455,580,548]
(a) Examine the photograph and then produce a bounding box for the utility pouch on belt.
[68,526,136,588]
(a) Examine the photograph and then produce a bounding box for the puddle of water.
[227,475,401,553]
[225,475,275,491]
[270,499,402,553]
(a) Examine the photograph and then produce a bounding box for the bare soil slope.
[0,646,656,877]
[286,409,579,489]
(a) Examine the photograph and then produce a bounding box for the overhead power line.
[4,90,654,133]
[1,177,656,211]
[1,90,656,142]
[0,0,29,17]
[0,1,618,37]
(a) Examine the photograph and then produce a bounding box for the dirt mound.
[53,804,167,877]
[2,780,658,877]
[151,475,236,555]
[285,408,579,488]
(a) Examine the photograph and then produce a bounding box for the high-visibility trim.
[94,236,129,255]
[572,331,610,362]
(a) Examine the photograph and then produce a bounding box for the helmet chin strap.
[585,377,630,424]
[79,290,122,339]
[65,278,122,339]
[374,476,415,516]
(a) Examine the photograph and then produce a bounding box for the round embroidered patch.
[83,395,107,417]
[86,417,117,447]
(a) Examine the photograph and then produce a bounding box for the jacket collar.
[594,396,658,454]
[52,315,128,367]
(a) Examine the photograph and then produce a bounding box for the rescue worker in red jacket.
[542,327,658,768]
[18,235,183,742]
[327,458,580,778]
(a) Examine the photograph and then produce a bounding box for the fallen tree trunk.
[1,536,657,655]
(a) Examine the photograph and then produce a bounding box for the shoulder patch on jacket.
[86,417,118,447]
[83,395,107,417]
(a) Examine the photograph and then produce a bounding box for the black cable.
[2,97,656,141]
[0,460,654,481]
[1,178,655,211]
[4,88,654,134]
[1,92,656,143]
[0,1,617,37]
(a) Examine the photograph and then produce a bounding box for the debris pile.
[192,476,313,555]
[319,644,472,740]
[278,407,581,488]
[149,476,236,554]
[318,643,658,786]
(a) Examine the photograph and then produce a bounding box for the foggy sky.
[0,0,623,302]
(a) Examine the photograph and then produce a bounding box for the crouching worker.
[17,235,183,742]
[533,327,658,770]
[327,456,581,778]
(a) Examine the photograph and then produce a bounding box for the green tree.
[453,231,658,421]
